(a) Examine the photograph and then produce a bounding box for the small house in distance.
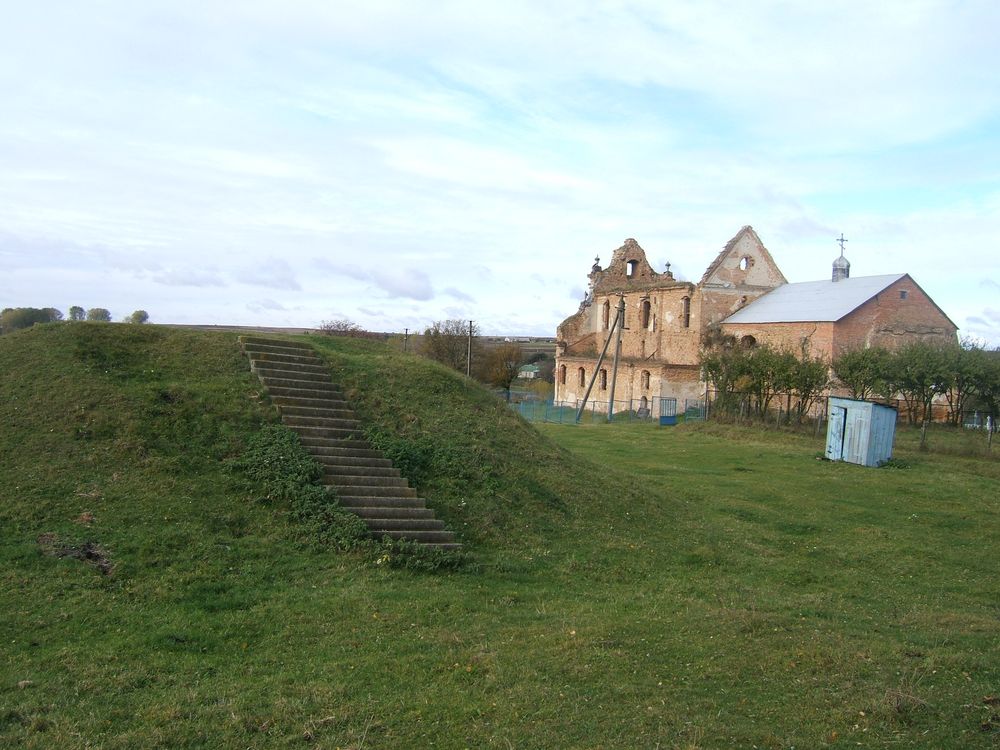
[825,397,897,467]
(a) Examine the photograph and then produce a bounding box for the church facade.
[553,226,957,412]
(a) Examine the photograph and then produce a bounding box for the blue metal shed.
[825,397,897,467]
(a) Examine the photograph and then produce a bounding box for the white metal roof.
[723,274,906,324]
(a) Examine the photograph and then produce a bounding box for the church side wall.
[833,276,958,354]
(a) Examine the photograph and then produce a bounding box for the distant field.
[1,325,998,748]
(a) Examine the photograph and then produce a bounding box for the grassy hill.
[1,323,998,748]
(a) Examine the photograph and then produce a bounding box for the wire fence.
[510,396,706,425]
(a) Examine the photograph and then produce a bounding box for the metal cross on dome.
[836,233,848,254]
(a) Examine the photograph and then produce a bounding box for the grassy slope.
[1,325,998,748]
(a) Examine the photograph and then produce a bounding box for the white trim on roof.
[723,274,906,324]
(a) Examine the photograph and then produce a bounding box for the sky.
[1,1,998,344]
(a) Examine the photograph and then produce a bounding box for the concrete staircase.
[240,336,460,550]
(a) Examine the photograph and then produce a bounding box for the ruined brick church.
[553,226,957,410]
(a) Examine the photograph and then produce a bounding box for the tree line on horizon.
[0,307,150,335]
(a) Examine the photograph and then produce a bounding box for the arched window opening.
[681,296,690,328]
[577,367,586,387]
[602,300,610,329]
[558,364,566,385]
[640,298,651,329]
[740,335,757,349]
[599,369,608,391]
[626,259,637,278]
[640,396,648,413]
[739,256,753,271]
[641,370,650,390]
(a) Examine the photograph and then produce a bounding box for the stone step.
[301,438,374,452]
[269,394,350,409]
[368,529,457,544]
[290,425,361,440]
[348,507,436,519]
[250,358,330,375]
[315,454,393,469]
[266,385,342,400]
[362,518,446,532]
[330,476,413,491]
[242,336,314,350]
[324,464,400,478]
[422,543,463,551]
[279,405,356,420]
[336,495,427,509]
[252,366,333,384]
[300,435,385,458]
[259,376,342,394]
[243,341,317,358]
[248,351,325,367]
[284,415,361,430]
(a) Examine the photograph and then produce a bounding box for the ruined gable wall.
[833,276,958,354]
[698,232,786,328]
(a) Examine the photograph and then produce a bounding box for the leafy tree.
[127,310,150,324]
[68,306,86,321]
[939,339,987,426]
[788,355,830,421]
[833,347,892,400]
[483,343,524,401]
[86,308,112,322]
[421,319,481,373]
[885,342,951,424]
[965,348,1000,427]
[0,307,62,335]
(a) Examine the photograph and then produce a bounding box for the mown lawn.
[1,326,998,748]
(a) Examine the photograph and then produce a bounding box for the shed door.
[826,407,847,460]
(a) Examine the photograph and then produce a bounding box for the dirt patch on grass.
[37,532,113,575]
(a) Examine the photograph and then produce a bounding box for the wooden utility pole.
[606,295,626,422]
[575,300,623,423]
[467,320,473,378]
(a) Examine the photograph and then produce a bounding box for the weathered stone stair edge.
[241,337,461,549]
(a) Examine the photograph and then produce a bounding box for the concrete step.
[252,366,333,384]
[362,518,446,532]
[250,358,330,375]
[266,385,343,400]
[279,405,356,420]
[315,454,393,469]
[422,543,463,551]
[324,464,400,478]
[368,529,457,544]
[348,507,436,519]
[300,444,385,458]
[284,415,360,430]
[336,495,426,509]
[243,341,317,358]
[290,425,361,440]
[330,476,413,491]
[274,396,348,410]
[248,351,325,367]
[259,376,342,394]
[242,336,314,350]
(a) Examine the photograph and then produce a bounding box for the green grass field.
[1,325,998,748]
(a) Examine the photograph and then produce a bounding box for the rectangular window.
[899,290,908,300]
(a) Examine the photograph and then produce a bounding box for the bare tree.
[421,319,480,373]
[484,343,524,401]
